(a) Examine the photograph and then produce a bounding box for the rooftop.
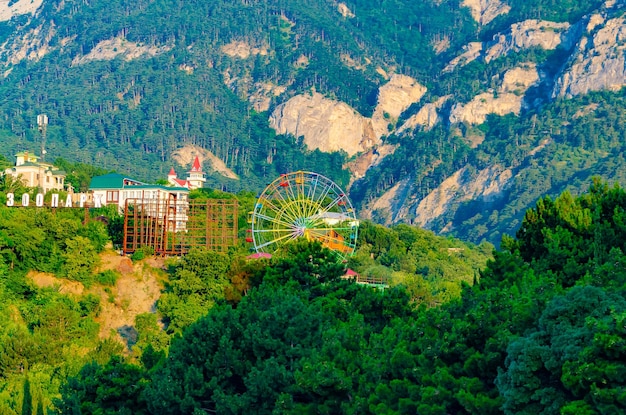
[89,173,188,192]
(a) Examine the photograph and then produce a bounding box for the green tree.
[146,284,327,414]
[62,236,100,285]
[263,239,345,289]
[158,248,231,333]
[53,356,148,415]
[496,286,626,414]
[21,377,33,415]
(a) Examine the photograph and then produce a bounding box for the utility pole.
[37,114,48,193]
[37,114,48,162]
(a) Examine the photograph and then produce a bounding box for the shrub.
[96,270,120,286]
[131,246,155,262]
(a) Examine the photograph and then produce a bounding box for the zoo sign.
[5,193,106,208]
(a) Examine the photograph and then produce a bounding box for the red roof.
[345,268,359,276]
[190,156,202,172]
[246,252,272,260]
[168,167,176,176]
[173,178,190,188]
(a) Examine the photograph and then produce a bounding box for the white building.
[4,151,66,193]
[89,173,189,231]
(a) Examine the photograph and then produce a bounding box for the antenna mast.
[37,114,48,162]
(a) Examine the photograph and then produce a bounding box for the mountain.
[0,0,624,245]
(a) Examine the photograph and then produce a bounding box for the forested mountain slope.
[0,176,493,412]
[51,180,626,414]
[0,0,624,244]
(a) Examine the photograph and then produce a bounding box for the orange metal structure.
[122,198,238,255]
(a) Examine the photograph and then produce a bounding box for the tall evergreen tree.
[21,377,32,415]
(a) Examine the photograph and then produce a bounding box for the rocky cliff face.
[72,37,172,65]
[370,74,427,138]
[485,20,574,62]
[269,92,377,156]
[553,15,626,98]
[396,95,451,135]
[364,165,513,231]
[365,164,513,228]
[0,0,42,22]
[461,0,510,26]
[345,144,398,182]
[412,165,513,229]
[449,64,539,125]
[445,19,576,72]
[269,75,426,158]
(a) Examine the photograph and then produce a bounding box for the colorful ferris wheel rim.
[248,171,359,258]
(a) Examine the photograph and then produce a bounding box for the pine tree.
[21,378,32,415]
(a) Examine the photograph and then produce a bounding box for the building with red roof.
[167,155,206,190]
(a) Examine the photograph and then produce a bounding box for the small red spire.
[168,167,176,176]
[191,156,202,172]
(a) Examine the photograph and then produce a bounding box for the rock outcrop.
[553,16,626,98]
[445,20,577,71]
[413,164,513,229]
[72,37,173,65]
[0,0,42,21]
[337,2,355,18]
[396,95,451,135]
[461,0,510,26]
[269,75,426,157]
[269,92,377,156]
[371,74,427,138]
[249,82,287,112]
[0,24,55,66]
[345,144,397,181]
[485,20,573,62]
[443,42,483,73]
[449,64,539,125]
[365,178,414,223]
[221,40,268,59]
[171,145,239,180]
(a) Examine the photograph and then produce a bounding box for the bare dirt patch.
[28,271,84,295]
[29,250,166,348]
[95,252,165,342]
[171,144,239,179]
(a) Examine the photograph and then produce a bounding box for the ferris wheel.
[247,171,359,259]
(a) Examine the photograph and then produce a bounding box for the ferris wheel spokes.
[270,181,306,223]
[255,230,301,250]
[249,171,359,257]
[252,212,297,230]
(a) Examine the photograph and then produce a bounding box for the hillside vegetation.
[0,176,491,413]
[46,178,626,414]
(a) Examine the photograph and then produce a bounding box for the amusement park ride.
[246,171,359,260]
[121,171,358,259]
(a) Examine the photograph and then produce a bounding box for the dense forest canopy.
[0,173,494,413]
[39,179,626,414]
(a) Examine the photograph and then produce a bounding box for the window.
[106,191,119,202]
